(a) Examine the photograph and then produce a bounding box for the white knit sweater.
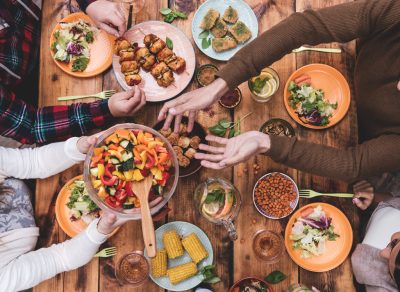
[0,138,108,292]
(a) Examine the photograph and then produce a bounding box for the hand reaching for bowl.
[352,180,374,210]
[158,79,230,133]
[97,212,132,235]
[194,131,271,169]
[108,86,146,117]
[86,0,126,37]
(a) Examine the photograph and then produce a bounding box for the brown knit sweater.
[217,0,400,182]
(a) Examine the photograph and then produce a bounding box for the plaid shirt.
[0,0,113,145]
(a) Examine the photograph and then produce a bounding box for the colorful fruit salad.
[89,128,172,209]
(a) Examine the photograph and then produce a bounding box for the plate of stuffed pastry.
[113,21,196,102]
[192,0,258,61]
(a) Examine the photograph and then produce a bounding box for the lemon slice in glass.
[202,202,220,216]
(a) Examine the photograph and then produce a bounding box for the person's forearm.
[33,100,112,144]
[1,219,107,291]
[0,137,85,179]
[266,134,400,183]
[217,0,400,88]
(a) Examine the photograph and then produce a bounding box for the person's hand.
[108,86,146,117]
[97,212,131,235]
[77,133,98,154]
[158,78,229,133]
[352,180,374,210]
[86,0,126,37]
[194,131,270,169]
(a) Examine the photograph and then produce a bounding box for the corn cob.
[163,230,184,259]
[167,262,198,285]
[182,233,208,264]
[151,249,167,277]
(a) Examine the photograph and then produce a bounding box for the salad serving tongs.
[131,174,157,258]
[299,189,353,199]
[57,89,116,101]
[292,46,342,53]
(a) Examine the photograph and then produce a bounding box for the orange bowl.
[283,64,351,129]
[285,202,353,272]
[49,12,115,78]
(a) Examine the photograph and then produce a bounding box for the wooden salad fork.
[299,189,353,199]
[292,46,342,53]
[57,89,116,101]
[94,247,117,258]
[131,174,157,258]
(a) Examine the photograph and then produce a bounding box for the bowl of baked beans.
[253,172,299,219]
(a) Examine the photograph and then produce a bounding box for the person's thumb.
[103,213,117,226]
[352,197,365,210]
[114,89,136,101]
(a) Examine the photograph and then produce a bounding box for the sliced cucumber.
[122,152,133,162]
[90,167,98,177]
[109,156,120,164]
[109,187,116,196]
[122,202,134,209]
[120,140,129,148]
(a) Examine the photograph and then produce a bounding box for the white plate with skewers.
[113,21,196,102]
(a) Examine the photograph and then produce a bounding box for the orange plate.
[49,12,115,78]
[285,203,353,272]
[55,175,119,238]
[113,21,196,102]
[283,64,351,129]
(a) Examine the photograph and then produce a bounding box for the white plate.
[113,21,196,102]
[192,0,258,61]
[144,221,214,291]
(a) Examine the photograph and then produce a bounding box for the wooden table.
[35,0,358,291]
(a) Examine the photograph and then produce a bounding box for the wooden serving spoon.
[131,174,157,257]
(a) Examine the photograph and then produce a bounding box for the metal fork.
[299,189,353,199]
[292,46,342,53]
[94,247,117,258]
[57,90,116,101]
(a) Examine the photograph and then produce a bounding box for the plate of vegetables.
[83,124,179,219]
[285,203,353,272]
[49,12,115,77]
[283,64,350,129]
[56,175,101,237]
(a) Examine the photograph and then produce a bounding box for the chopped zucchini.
[123,202,134,209]
[109,156,120,164]
[122,152,133,162]
[90,167,98,177]
[120,158,135,172]
[109,187,116,196]
[120,140,129,148]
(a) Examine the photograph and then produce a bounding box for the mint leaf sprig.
[208,112,253,138]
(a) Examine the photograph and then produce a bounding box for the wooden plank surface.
[35,0,359,291]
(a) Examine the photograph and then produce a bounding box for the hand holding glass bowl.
[83,123,179,220]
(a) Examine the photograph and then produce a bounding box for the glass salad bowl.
[83,123,179,220]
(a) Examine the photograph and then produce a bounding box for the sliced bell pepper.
[145,153,156,169]
[133,169,144,181]
[125,182,134,197]
[90,154,102,168]
[105,133,119,144]
[116,179,125,190]
[108,144,119,151]
[140,168,150,177]
[115,129,130,140]
[129,131,138,145]
[105,196,117,208]
[94,147,105,156]
[105,164,115,178]
[148,141,163,150]
[112,170,125,180]
[123,170,133,181]
[137,131,146,145]
[158,153,169,165]
[108,150,122,160]
[155,144,168,153]
[150,167,163,180]
[98,186,107,199]
[97,164,105,178]
[115,189,127,203]
[157,172,170,187]
[101,175,118,186]
[92,179,102,189]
